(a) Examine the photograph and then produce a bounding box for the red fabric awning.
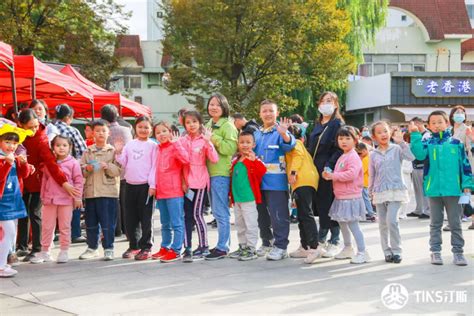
[59,64,151,117]
[0,42,14,70]
[0,55,93,108]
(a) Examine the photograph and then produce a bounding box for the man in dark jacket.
[232,113,260,134]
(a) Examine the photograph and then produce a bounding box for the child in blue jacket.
[254,99,296,261]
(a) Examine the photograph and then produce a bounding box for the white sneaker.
[57,250,69,263]
[350,251,371,264]
[30,251,54,264]
[335,246,355,260]
[104,249,114,261]
[79,248,99,260]
[0,265,18,277]
[304,247,327,264]
[257,245,272,257]
[289,245,310,258]
[322,243,340,258]
[266,247,288,261]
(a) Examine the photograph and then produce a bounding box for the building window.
[156,11,163,18]
[467,5,474,20]
[357,54,426,76]
[147,73,163,88]
[413,64,425,72]
[134,96,143,104]
[121,75,142,89]
[401,15,407,21]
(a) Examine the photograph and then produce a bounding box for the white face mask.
[319,103,335,116]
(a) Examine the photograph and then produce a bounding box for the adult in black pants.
[307,91,344,259]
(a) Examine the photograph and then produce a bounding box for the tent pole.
[31,77,36,99]
[119,104,122,117]
[91,101,95,121]
[10,69,17,113]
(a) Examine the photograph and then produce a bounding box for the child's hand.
[392,130,404,144]
[0,225,3,241]
[247,151,256,161]
[203,127,213,142]
[322,171,333,180]
[100,162,108,170]
[5,153,14,165]
[148,188,156,197]
[85,164,94,172]
[29,164,35,174]
[408,121,419,133]
[466,127,473,142]
[277,117,291,136]
[74,200,83,209]
[63,182,82,199]
[171,131,181,143]
[182,182,188,193]
[289,174,297,185]
[114,140,124,155]
[17,154,27,164]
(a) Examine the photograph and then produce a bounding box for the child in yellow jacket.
[286,125,325,263]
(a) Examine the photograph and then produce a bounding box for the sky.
[116,0,148,40]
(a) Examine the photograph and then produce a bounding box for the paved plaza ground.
[1,198,473,315]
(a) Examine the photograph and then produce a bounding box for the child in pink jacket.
[179,111,218,262]
[322,126,369,264]
[32,135,84,264]
[150,121,190,263]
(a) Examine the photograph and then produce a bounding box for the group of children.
[0,95,471,277]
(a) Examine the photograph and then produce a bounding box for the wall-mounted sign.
[411,78,473,98]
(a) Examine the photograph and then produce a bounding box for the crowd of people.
[0,92,472,278]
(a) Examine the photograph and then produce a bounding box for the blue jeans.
[71,208,82,239]
[362,188,375,216]
[157,197,185,253]
[210,176,231,252]
[85,198,117,250]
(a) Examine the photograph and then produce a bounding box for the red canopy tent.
[59,64,151,117]
[0,55,94,116]
[0,42,17,112]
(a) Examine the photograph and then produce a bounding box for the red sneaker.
[151,247,169,260]
[122,248,140,259]
[134,249,151,261]
[160,249,181,263]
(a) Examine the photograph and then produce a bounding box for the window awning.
[390,107,474,121]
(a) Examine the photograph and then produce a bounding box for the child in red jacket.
[229,131,266,261]
[0,124,33,277]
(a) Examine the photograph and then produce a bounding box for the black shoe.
[290,216,298,224]
[385,254,393,263]
[72,236,87,243]
[207,219,217,228]
[192,247,210,260]
[205,248,227,260]
[22,252,37,262]
[182,249,193,263]
[407,212,420,217]
[418,214,430,219]
[366,215,377,222]
[392,254,402,264]
[16,249,29,257]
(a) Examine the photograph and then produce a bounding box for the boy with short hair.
[254,100,296,260]
[410,110,473,266]
[229,131,267,261]
[355,142,376,222]
[79,119,122,261]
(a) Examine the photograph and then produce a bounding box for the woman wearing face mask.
[449,105,474,230]
[307,91,345,260]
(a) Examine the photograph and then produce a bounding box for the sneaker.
[289,245,310,258]
[151,247,169,260]
[22,252,37,262]
[256,245,272,257]
[104,249,114,261]
[266,247,288,261]
[192,247,210,260]
[72,236,87,243]
[0,265,18,278]
[453,253,468,266]
[207,219,217,228]
[350,251,371,264]
[7,253,19,267]
[335,246,354,260]
[134,249,151,261]
[160,249,181,263]
[122,248,140,259]
[392,254,402,264]
[443,225,450,231]
[418,214,430,219]
[431,252,443,265]
[205,248,227,261]
[239,247,258,261]
[304,247,327,264]
[322,243,340,258]
[57,250,69,263]
[79,248,99,260]
[16,249,29,257]
[290,215,298,224]
[182,249,193,263]
[229,245,245,259]
[30,252,54,264]
[407,212,420,217]
[461,216,469,222]
[385,254,394,263]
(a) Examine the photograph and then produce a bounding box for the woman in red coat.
[15,109,81,262]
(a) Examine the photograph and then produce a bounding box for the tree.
[162,0,356,117]
[0,0,130,86]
